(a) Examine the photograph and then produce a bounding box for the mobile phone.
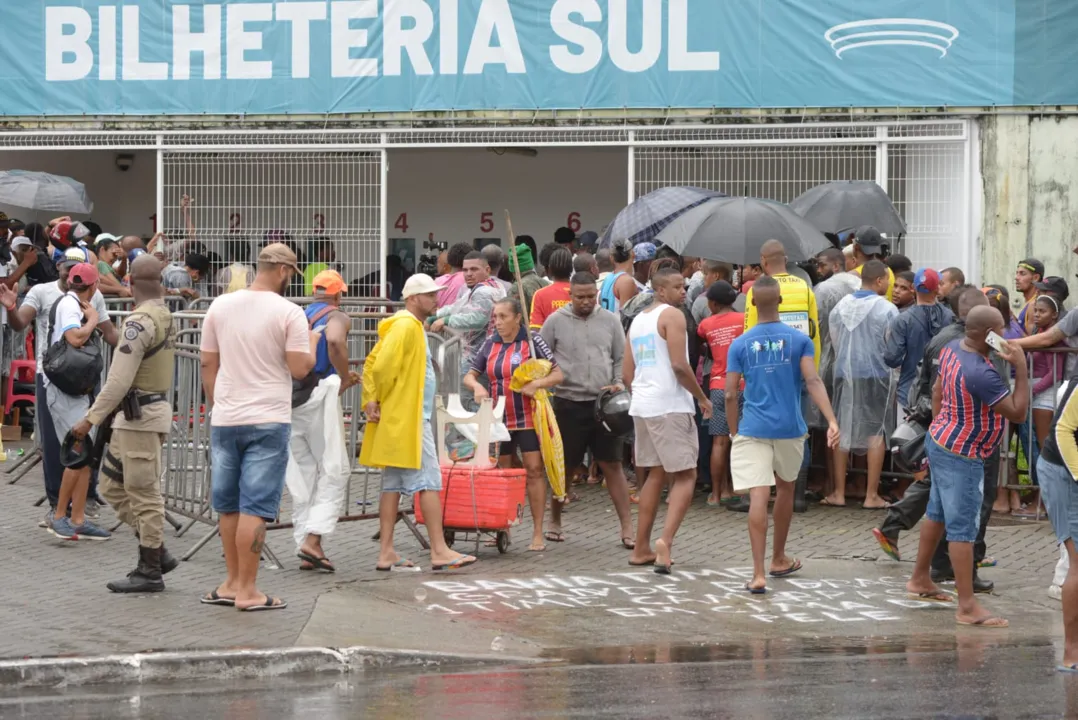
[986,331,1007,353]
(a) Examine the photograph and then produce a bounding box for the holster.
[91,410,117,471]
[121,389,143,422]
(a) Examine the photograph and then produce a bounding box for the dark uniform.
[85,298,175,592]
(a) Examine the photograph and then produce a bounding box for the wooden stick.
[504,210,535,357]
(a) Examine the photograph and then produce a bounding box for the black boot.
[107,546,165,593]
[160,545,179,575]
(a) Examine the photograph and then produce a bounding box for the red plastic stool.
[5,332,36,418]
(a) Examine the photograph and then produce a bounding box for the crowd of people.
[10,206,1078,666]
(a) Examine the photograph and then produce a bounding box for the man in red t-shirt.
[697,281,744,505]
[530,245,573,329]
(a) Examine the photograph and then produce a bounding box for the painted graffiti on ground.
[420,567,943,624]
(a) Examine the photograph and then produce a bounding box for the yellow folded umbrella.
[510,359,566,501]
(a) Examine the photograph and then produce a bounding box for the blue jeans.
[211,423,290,521]
[925,436,985,543]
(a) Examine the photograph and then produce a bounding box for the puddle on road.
[540,633,1057,666]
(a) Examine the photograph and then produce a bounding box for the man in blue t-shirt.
[725,276,840,594]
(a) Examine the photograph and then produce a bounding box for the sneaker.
[49,516,79,540]
[39,508,56,529]
[84,499,101,520]
[74,521,111,541]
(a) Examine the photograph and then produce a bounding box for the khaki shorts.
[731,435,806,491]
[633,413,698,473]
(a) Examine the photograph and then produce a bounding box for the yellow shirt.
[743,273,821,369]
[854,264,895,303]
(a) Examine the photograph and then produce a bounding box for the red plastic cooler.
[414,464,527,531]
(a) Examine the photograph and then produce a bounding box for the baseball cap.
[853,225,885,254]
[258,242,301,272]
[401,273,440,299]
[706,280,737,306]
[95,233,119,246]
[128,248,147,262]
[633,242,657,262]
[1035,276,1070,303]
[67,262,99,287]
[1018,258,1045,277]
[576,230,599,252]
[312,269,347,295]
[11,236,33,251]
[913,268,940,294]
[60,246,90,266]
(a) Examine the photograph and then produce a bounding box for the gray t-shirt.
[22,281,109,371]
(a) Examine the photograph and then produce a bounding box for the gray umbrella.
[600,186,724,249]
[0,170,94,214]
[654,196,831,265]
[788,181,906,236]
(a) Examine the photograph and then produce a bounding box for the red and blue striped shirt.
[929,341,1011,459]
[470,328,556,431]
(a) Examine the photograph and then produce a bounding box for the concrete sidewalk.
[0,440,1061,664]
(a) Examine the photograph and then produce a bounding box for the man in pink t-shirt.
[199,243,318,612]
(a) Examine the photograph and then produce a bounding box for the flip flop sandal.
[621,537,636,550]
[907,591,954,604]
[744,583,767,595]
[376,558,417,572]
[200,590,236,606]
[978,557,997,568]
[769,559,803,578]
[872,528,902,562]
[432,555,477,571]
[238,596,288,612]
[957,616,1009,628]
[297,552,336,573]
[1058,664,1078,674]
[527,544,547,552]
[705,498,721,508]
[628,558,656,567]
[544,531,566,543]
[819,498,846,507]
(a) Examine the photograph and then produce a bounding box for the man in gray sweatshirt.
[540,272,635,547]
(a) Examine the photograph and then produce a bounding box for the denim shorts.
[211,423,291,521]
[709,389,743,437]
[925,435,984,543]
[1038,455,1078,545]
[381,421,442,496]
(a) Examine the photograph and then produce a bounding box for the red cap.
[67,262,99,287]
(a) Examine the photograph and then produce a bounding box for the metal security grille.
[634,145,877,202]
[887,142,968,272]
[161,151,383,293]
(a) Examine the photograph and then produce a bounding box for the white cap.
[11,236,33,250]
[95,233,119,245]
[842,244,855,257]
[401,273,440,299]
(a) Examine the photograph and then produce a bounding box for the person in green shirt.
[95,235,130,297]
[303,238,335,296]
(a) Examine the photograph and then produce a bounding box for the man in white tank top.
[624,266,713,572]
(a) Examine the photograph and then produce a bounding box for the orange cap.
[312,269,347,295]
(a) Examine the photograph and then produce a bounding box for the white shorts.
[731,435,806,491]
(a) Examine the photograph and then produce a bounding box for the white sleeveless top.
[627,303,695,418]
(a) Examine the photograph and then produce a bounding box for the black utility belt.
[135,393,168,406]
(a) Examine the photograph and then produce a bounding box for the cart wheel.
[496,531,510,554]
[444,530,455,547]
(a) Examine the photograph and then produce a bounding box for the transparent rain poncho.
[803,272,861,428]
[829,292,899,451]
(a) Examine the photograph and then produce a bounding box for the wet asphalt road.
[3,636,1077,719]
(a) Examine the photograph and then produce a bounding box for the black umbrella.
[653,197,831,265]
[788,181,907,236]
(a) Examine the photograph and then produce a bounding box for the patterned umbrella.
[599,186,724,249]
[0,170,94,213]
[654,196,831,264]
[789,181,907,236]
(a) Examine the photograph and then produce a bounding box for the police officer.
[71,255,176,593]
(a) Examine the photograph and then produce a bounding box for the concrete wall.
[981,115,1078,298]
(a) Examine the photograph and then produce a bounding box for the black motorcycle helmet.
[60,430,94,470]
[890,418,928,475]
[595,388,633,439]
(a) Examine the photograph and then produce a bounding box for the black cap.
[1018,258,1045,278]
[706,280,738,306]
[1035,276,1070,303]
[853,225,885,254]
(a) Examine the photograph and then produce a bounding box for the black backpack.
[42,295,103,396]
[291,305,338,408]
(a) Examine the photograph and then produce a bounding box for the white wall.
[0,150,156,236]
[386,147,628,255]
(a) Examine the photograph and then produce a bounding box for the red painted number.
[394,213,409,233]
[229,213,242,231]
[567,211,581,233]
[314,213,326,230]
[479,212,494,234]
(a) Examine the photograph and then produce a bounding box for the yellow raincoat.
[510,359,566,501]
[360,311,427,470]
